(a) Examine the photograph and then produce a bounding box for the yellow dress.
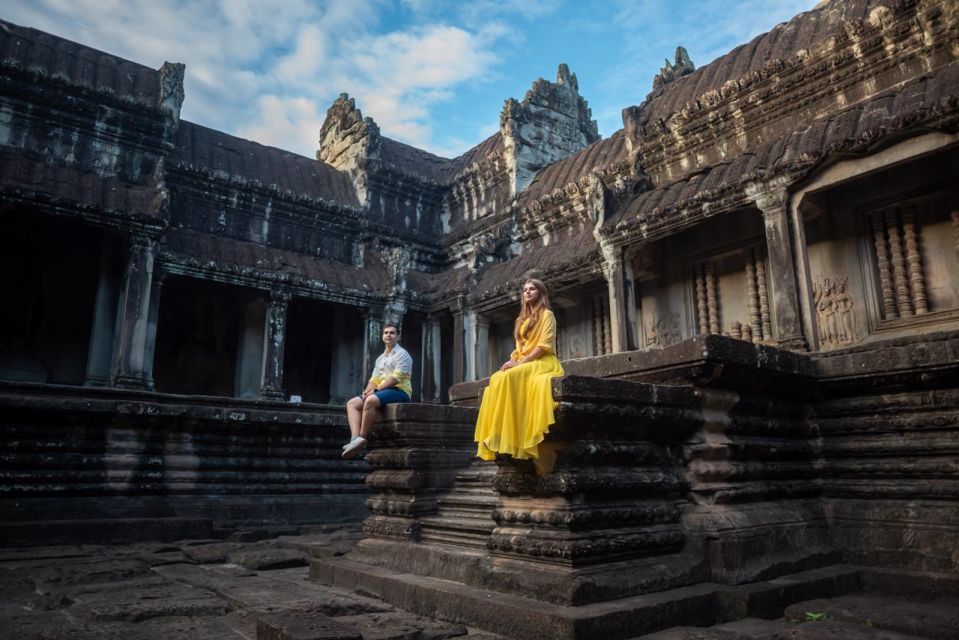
[474,309,565,461]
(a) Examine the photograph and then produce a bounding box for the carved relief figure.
[645,311,681,348]
[814,277,858,348]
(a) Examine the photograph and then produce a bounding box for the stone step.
[426,505,496,522]
[783,595,959,640]
[417,530,490,548]
[643,615,932,639]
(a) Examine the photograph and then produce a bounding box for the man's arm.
[375,376,398,390]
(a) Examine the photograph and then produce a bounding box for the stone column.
[259,289,290,401]
[452,301,466,384]
[235,296,267,400]
[420,315,443,403]
[85,237,119,387]
[605,248,633,353]
[749,187,807,350]
[113,234,157,389]
[475,314,491,380]
[362,309,385,386]
[142,271,167,391]
[463,309,478,381]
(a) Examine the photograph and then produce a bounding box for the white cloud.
[237,95,325,157]
[3,0,504,157]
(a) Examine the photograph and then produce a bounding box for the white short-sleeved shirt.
[369,344,413,396]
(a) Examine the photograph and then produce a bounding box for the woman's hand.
[500,360,517,372]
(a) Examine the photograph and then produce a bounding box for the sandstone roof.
[628,0,882,129]
[378,132,505,186]
[519,130,628,206]
[172,122,361,208]
[0,154,165,219]
[0,19,163,108]
[162,229,390,294]
[612,56,959,234]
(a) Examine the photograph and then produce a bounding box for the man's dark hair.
[383,323,400,333]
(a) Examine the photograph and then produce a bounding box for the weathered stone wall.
[813,331,959,574]
[0,382,367,545]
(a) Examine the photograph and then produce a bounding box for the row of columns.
[81,232,447,403]
[86,183,811,398]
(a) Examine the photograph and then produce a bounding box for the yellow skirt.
[474,354,564,461]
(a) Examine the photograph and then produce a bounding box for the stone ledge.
[0,517,212,547]
[311,557,865,640]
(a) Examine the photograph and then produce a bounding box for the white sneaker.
[341,437,367,460]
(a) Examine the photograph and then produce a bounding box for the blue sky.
[3,0,815,159]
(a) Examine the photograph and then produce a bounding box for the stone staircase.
[418,459,497,549]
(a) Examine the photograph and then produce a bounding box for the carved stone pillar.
[695,264,708,335]
[751,189,807,350]
[362,310,386,386]
[463,309,478,381]
[705,262,720,335]
[885,209,913,318]
[605,249,633,353]
[142,270,167,391]
[259,289,290,401]
[744,250,762,342]
[900,206,928,315]
[420,315,443,404]
[475,315,490,380]
[870,212,898,319]
[452,301,466,384]
[235,296,267,400]
[755,249,773,340]
[952,209,959,254]
[113,234,157,389]
[85,237,120,387]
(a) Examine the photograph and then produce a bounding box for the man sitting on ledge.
[342,323,412,459]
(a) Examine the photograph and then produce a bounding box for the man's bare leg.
[346,396,364,437]
[360,394,382,438]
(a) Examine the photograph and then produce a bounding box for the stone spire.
[317,93,381,205]
[652,46,695,90]
[500,64,601,196]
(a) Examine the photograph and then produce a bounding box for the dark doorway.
[0,210,106,385]
[153,277,251,397]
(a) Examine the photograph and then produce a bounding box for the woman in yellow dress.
[474,278,565,469]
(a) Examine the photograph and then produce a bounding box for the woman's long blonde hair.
[514,278,552,343]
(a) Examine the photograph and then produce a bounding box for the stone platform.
[310,334,959,639]
[0,382,369,546]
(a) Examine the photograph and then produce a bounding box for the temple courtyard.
[1,526,956,640]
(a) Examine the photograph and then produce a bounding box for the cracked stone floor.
[1,525,956,640]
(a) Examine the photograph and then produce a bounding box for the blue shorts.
[360,389,410,406]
